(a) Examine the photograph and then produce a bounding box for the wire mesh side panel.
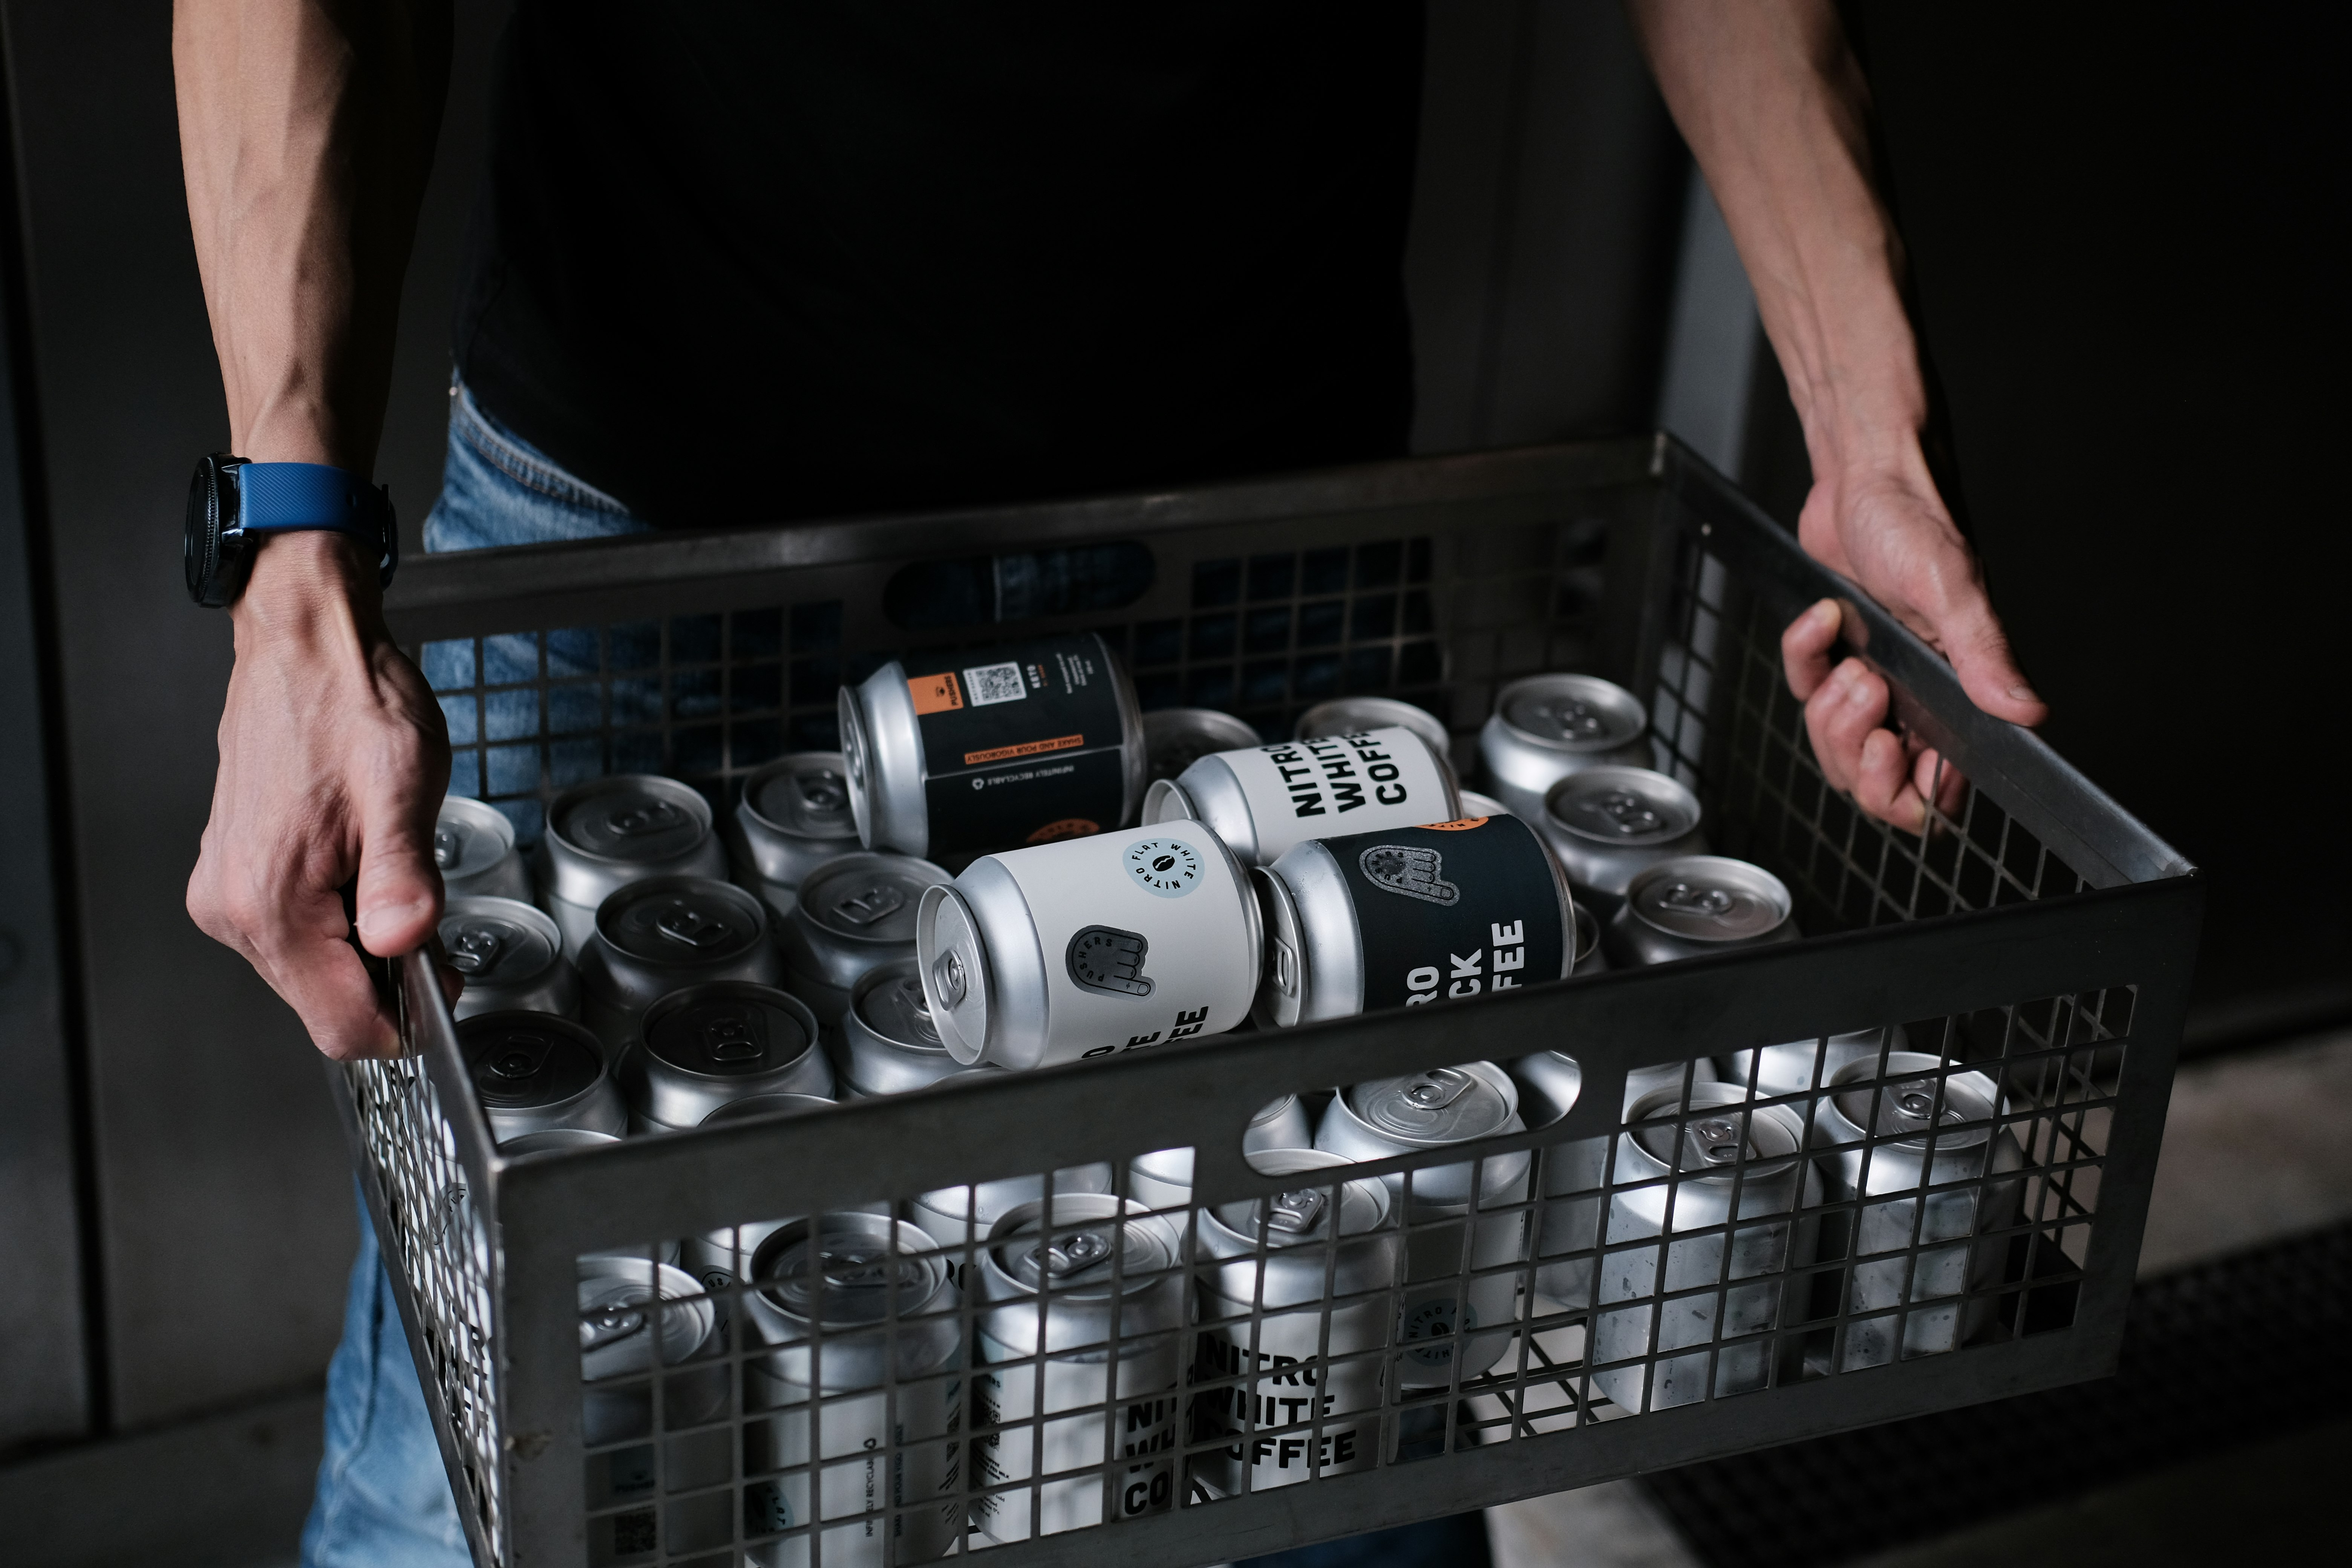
[346,1057,505,1562]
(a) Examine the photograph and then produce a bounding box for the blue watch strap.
[236,461,396,583]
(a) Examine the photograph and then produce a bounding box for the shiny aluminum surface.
[577,877,782,1047]
[1126,1093,1317,1210]
[838,959,963,1096]
[1719,1024,1912,1100]
[1294,695,1450,758]
[1143,707,1261,783]
[779,851,953,1024]
[620,983,831,1131]
[1250,847,1361,1029]
[1478,674,1655,820]
[1540,765,1707,903]
[458,1011,626,1142]
[908,1164,1116,1254]
[576,1257,728,1447]
[1606,855,1799,965]
[1456,788,1510,820]
[441,896,579,1021]
[434,794,530,901]
[729,752,862,901]
[536,775,726,954]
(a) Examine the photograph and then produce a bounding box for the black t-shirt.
[453,3,1424,528]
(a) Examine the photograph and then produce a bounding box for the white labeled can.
[535,775,727,957]
[1294,695,1450,759]
[1478,674,1655,821]
[1142,724,1460,867]
[434,795,530,902]
[440,896,578,1020]
[915,825,1262,1072]
[729,752,862,915]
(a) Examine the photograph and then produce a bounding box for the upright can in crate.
[838,959,963,1096]
[915,826,1261,1072]
[1811,1054,2023,1369]
[619,982,833,1133]
[1142,707,1260,784]
[536,774,727,956]
[440,896,578,1020]
[738,1214,965,1568]
[1315,1064,1531,1388]
[1591,1083,1819,1413]
[1478,674,1655,821]
[1606,856,1799,966]
[1143,725,1460,867]
[1193,1149,1400,1494]
[779,853,954,1026]
[1254,812,1573,1027]
[457,1012,626,1142]
[971,1196,1188,1540]
[434,794,530,901]
[838,632,1147,861]
[576,877,783,1048]
[1126,1093,1318,1210]
[1720,1025,1911,1100]
[1539,766,1707,910]
[729,753,863,916]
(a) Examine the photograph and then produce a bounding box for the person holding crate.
[172,3,2044,1565]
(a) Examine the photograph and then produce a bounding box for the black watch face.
[184,454,249,608]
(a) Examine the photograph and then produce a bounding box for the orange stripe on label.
[1419,816,1490,831]
[964,733,1085,766]
[909,672,963,715]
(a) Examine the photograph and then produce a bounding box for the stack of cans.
[1477,674,1654,821]
[727,753,863,918]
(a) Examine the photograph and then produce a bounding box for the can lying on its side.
[971,1197,1188,1541]
[1254,813,1573,1028]
[1144,725,1460,868]
[1126,1094,1317,1210]
[441,896,578,1020]
[1811,1053,2023,1370]
[1719,1024,1911,1101]
[1539,766,1707,909]
[1315,1063,1530,1389]
[737,1214,964,1568]
[1143,707,1261,784]
[577,877,783,1049]
[1590,1084,1818,1413]
[1294,696,1451,760]
[619,982,832,1133]
[779,853,953,1027]
[916,825,1261,1072]
[536,775,727,957]
[728,752,862,917]
[1605,855,1799,967]
[435,795,531,902]
[1456,788,1511,821]
[1478,674,1655,821]
[1192,1148,1399,1496]
[838,632,1147,861]
[458,1011,626,1142]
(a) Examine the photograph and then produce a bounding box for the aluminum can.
[838,632,1147,861]
[577,877,783,1049]
[698,1092,837,1128]
[907,1164,1114,1257]
[916,825,1261,1072]
[779,853,953,1027]
[1254,813,1573,1029]
[1192,1148,1398,1494]
[1314,1063,1530,1388]
[838,1066,1004,1101]
[1811,1052,2023,1369]
[1294,696,1450,760]
[1142,725,1460,868]
[441,896,578,1020]
[1142,707,1260,784]
[577,1256,728,1446]
[1456,788,1510,820]
[434,794,530,902]
[1478,674,1655,821]
[1604,855,1799,967]
[737,1214,963,1568]
[536,775,727,956]
[837,959,963,1096]
[729,752,863,916]
[1539,765,1707,909]
[678,1190,894,1301]
[499,1126,623,1156]
[1571,903,1607,974]
[1127,1094,1317,1211]
[971,1196,1188,1540]
[1719,1024,1911,1101]
[457,1011,626,1142]
[1590,1084,1819,1413]
[619,983,832,1133]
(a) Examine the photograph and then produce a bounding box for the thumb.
[1937,596,2049,729]
[354,781,444,957]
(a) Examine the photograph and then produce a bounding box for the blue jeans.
[311,386,1488,1568]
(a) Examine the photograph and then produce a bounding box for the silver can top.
[596,878,768,966]
[439,897,560,988]
[743,753,859,842]
[1143,707,1261,783]
[552,774,713,865]
[1544,766,1701,847]
[434,795,516,882]
[1497,674,1647,753]
[977,1198,1187,1354]
[1344,1062,1519,1148]
[577,1258,714,1382]
[1208,1151,1391,1251]
[1294,696,1450,757]
[856,968,942,1049]
[1626,856,1793,943]
[796,854,937,946]
[752,1214,955,1329]
[461,1013,606,1112]
[1626,1086,1803,1174]
[1828,1055,1997,1151]
[642,983,816,1080]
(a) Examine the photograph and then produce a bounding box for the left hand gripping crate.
[341,436,2199,1566]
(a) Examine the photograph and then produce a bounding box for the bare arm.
[175,0,453,1058]
[1630,0,2045,831]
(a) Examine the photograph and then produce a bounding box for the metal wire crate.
[340,436,2200,1568]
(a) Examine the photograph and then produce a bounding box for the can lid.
[1545,766,1700,846]
[599,880,765,963]
[856,971,943,1050]
[1346,1064,1517,1147]
[995,1211,1175,1297]
[1143,707,1261,782]
[439,901,557,985]
[643,985,813,1078]
[1294,696,1450,756]
[555,776,710,863]
[753,1215,951,1328]
[1213,1171,1387,1247]
[916,884,992,1066]
[1629,1096,1802,1171]
[577,1260,712,1380]
[1628,856,1792,942]
[461,1015,604,1109]
[799,858,934,945]
[749,755,858,840]
[1832,1066,1995,1149]
[1500,675,1646,753]
[433,797,513,880]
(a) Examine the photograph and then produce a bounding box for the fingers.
[1805,657,1888,796]
[1935,596,2049,729]
[1804,658,1975,835]
[1780,599,1843,701]
[354,768,444,958]
[1853,728,1927,834]
[189,849,403,1059]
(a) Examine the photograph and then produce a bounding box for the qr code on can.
[963,660,1028,705]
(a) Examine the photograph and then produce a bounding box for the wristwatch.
[184,455,398,607]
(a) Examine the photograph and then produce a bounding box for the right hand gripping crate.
[342,436,2200,1567]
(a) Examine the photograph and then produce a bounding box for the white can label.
[1216,726,1450,864]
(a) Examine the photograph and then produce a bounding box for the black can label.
[1329,814,1565,1011]
[910,634,1129,854]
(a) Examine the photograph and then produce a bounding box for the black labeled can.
[837,632,1146,861]
[1253,812,1574,1028]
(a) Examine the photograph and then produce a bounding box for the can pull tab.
[831,884,907,928]
[448,924,503,976]
[894,977,942,1045]
[432,825,464,870]
[1598,791,1665,836]
[489,1031,554,1082]
[580,1297,649,1352]
[1693,1118,1746,1165]
[931,951,968,1009]
[1267,1188,1327,1235]
[1404,1067,1475,1110]
[1544,698,1605,741]
[798,771,848,813]
[1657,882,1737,920]
[1265,937,1298,998]
[604,800,685,838]
[1892,1084,1946,1123]
[698,1009,767,1064]
[1033,1228,1113,1279]
[820,1246,893,1291]
[655,905,733,950]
